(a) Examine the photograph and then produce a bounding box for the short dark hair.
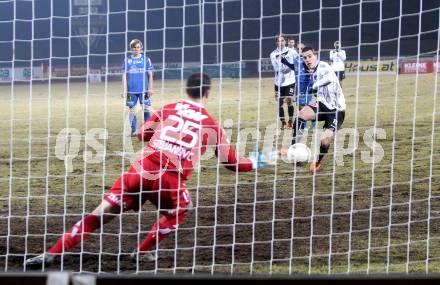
[302,46,315,54]
[186,73,211,99]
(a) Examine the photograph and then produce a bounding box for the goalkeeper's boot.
[130,250,157,262]
[309,161,322,174]
[287,121,293,129]
[25,253,54,269]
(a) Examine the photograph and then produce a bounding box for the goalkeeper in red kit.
[25,73,266,269]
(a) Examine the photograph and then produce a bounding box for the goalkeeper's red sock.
[48,214,100,254]
[138,211,186,252]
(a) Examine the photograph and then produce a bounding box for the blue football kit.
[122,54,154,134]
[294,57,314,106]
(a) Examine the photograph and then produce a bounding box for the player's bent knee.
[322,129,335,142]
[320,137,333,147]
[92,200,120,218]
[298,109,309,120]
[300,106,316,121]
[158,210,187,237]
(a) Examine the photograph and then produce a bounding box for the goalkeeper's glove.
[249,151,266,170]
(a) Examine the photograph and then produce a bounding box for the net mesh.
[0,0,439,274]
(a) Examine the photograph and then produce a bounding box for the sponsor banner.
[52,66,88,77]
[260,59,397,75]
[432,61,440,73]
[88,69,102,83]
[105,65,123,75]
[260,58,274,74]
[399,60,433,74]
[344,60,396,74]
[107,62,247,79]
[16,67,44,80]
[0,67,44,82]
[0,68,12,82]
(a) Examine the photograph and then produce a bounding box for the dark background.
[0,0,439,72]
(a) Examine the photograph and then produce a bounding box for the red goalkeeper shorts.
[104,158,191,214]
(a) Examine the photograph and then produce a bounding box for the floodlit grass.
[0,73,439,274]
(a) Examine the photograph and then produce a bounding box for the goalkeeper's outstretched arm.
[213,125,265,171]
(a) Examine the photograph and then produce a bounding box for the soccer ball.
[287,143,311,162]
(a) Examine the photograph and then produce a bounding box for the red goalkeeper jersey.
[137,99,253,180]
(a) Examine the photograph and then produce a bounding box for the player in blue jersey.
[281,45,316,130]
[121,39,154,136]
[292,53,314,109]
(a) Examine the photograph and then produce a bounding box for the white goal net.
[1,0,440,275]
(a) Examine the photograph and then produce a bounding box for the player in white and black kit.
[287,37,299,60]
[329,41,346,87]
[291,47,346,173]
[270,35,296,129]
